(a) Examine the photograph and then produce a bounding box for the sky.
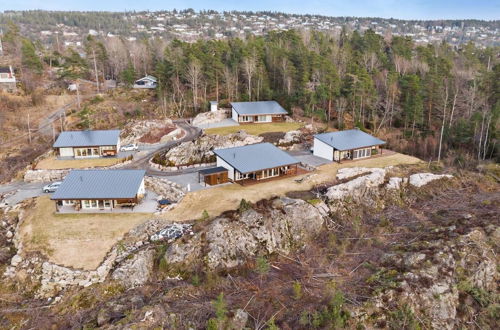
[0,0,499,20]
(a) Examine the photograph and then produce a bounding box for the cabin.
[51,170,146,212]
[133,75,157,89]
[231,101,288,123]
[313,129,386,163]
[0,66,16,92]
[212,143,300,183]
[53,130,121,158]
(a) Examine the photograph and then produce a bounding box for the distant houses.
[231,101,288,123]
[210,142,300,183]
[0,66,16,92]
[51,170,146,212]
[313,129,386,163]
[133,75,157,89]
[53,130,121,158]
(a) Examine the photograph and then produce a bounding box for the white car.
[43,182,62,193]
[120,144,139,152]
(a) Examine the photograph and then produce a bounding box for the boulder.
[278,130,302,145]
[409,173,453,187]
[326,168,386,201]
[120,119,174,145]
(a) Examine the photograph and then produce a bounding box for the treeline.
[4,23,499,163]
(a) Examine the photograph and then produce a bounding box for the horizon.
[0,1,499,21]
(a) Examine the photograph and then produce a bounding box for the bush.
[238,199,252,213]
[200,210,210,221]
[293,281,302,300]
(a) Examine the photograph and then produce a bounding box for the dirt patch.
[17,196,150,270]
[138,125,178,143]
[259,131,285,143]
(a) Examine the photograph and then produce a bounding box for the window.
[257,115,267,122]
[104,200,112,208]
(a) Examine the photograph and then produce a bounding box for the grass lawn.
[205,122,303,136]
[162,152,423,222]
[35,156,125,170]
[18,196,150,270]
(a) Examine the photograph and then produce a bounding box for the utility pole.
[59,112,64,132]
[76,81,81,109]
[27,113,32,144]
[52,123,56,142]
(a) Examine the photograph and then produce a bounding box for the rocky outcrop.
[409,173,453,187]
[192,110,230,127]
[278,130,302,146]
[161,131,263,166]
[165,197,325,269]
[111,248,155,287]
[120,119,174,145]
[144,176,186,202]
[24,169,69,183]
[326,168,386,202]
[365,228,498,330]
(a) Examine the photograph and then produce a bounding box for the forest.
[2,22,499,165]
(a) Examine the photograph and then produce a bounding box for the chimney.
[79,176,83,182]
[233,153,236,158]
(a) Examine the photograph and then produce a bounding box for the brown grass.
[17,196,150,270]
[205,122,303,136]
[162,152,423,221]
[35,156,125,170]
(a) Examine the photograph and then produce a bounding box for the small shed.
[210,101,218,112]
[198,166,229,186]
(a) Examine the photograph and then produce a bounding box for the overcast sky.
[0,0,499,20]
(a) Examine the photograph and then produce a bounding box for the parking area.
[288,150,332,167]
[166,172,208,192]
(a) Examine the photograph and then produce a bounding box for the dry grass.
[204,122,303,136]
[18,196,150,270]
[35,156,125,170]
[163,153,423,221]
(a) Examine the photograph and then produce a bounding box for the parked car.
[120,143,139,152]
[43,182,62,193]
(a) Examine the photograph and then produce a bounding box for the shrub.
[200,210,210,221]
[238,199,252,213]
[255,256,270,276]
[293,281,302,300]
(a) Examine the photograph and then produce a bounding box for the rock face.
[278,130,302,146]
[367,228,497,330]
[24,169,69,183]
[326,168,386,202]
[165,197,325,269]
[162,131,263,166]
[120,119,174,145]
[192,110,230,127]
[111,248,155,287]
[409,173,453,187]
[144,176,186,202]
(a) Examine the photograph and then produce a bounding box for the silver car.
[43,182,62,193]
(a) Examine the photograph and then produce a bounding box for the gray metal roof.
[314,129,385,151]
[230,101,288,115]
[53,130,120,148]
[51,170,145,200]
[199,166,228,176]
[214,143,299,174]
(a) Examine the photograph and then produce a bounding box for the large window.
[82,200,98,209]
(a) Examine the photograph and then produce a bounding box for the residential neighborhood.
[0,4,498,329]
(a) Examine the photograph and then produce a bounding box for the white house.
[51,170,146,212]
[133,75,158,89]
[213,143,300,182]
[0,66,16,92]
[313,129,386,163]
[53,130,121,158]
[231,101,288,123]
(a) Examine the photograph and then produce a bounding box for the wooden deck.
[237,167,309,186]
[337,148,396,164]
